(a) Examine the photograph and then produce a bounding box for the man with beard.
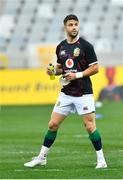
[24,14,107,169]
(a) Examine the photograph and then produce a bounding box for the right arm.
[46,63,63,76]
[47,44,63,76]
[54,63,63,75]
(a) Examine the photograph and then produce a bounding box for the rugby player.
[24,14,107,169]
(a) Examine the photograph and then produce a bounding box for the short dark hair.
[63,14,79,25]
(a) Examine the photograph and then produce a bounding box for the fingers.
[46,68,54,75]
[63,73,76,80]
[63,73,71,80]
[63,73,70,77]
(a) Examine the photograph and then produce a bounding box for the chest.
[58,43,87,70]
[58,43,85,61]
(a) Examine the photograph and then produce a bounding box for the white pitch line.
[3,149,123,156]
[2,151,37,154]
[117,149,123,152]
[14,169,63,172]
[3,150,80,155]
[99,168,119,171]
[14,168,119,172]
[73,134,88,138]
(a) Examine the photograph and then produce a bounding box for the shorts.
[53,92,95,116]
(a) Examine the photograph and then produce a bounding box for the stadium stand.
[0,0,123,68]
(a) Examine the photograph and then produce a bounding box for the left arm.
[82,63,99,77]
[64,63,99,81]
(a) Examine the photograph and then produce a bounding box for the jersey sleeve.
[85,44,98,66]
[56,45,61,64]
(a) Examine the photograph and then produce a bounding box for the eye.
[69,23,73,26]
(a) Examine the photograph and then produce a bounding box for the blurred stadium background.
[0,0,123,68]
[0,0,123,105]
[0,0,123,179]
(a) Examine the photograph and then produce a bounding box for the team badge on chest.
[73,47,80,57]
[65,58,74,68]
[60,50,66,56]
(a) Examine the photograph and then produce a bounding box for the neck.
[67,35,79,44]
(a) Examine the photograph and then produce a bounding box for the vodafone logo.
[65,59,74,68]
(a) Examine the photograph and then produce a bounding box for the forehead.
[65,19,79,25]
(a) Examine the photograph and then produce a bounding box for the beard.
[68,31,78,38]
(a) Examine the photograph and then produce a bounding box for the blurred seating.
[0,0,123,68]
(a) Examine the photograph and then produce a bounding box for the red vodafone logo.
[65,59,74,68]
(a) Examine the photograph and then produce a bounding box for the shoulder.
[79,37,94,49]
[56,39,66,50]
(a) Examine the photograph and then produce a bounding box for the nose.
[73,25,76,30]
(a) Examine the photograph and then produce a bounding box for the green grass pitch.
[0,102,123,179]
